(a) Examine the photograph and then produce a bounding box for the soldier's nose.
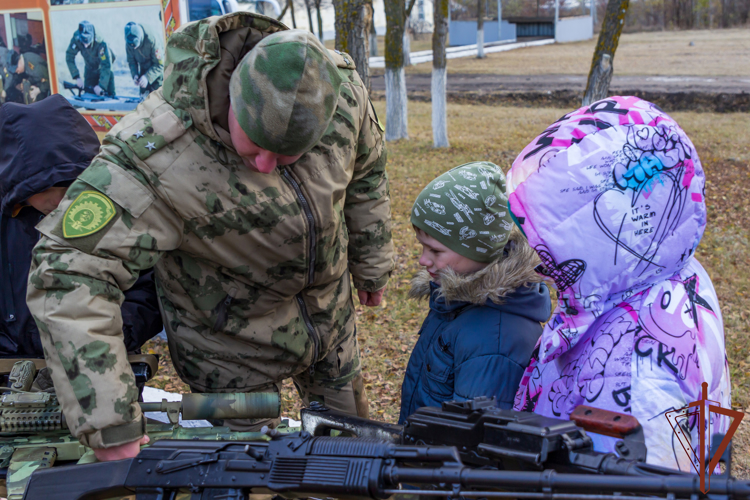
[254,151,279,174]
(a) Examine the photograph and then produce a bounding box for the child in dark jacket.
[399,161,551,424]
[0,94,163,357]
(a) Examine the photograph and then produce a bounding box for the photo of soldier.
[124,21,162,97]
[50,5,165,111]
[0,12,51,105]
[65,20,115,96]
[5,50,50,104]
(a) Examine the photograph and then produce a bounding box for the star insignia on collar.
[145,141,156,151]
[133,130,145,139]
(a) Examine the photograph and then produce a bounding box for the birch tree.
[370,3,378,56]
[333,0,373,90]
[432,0,449,147]
[304,0,316,34]
[278,0,297,28]
[384,0,408,140]
[314,0,325,41]
[582,0,629,105]
[403,0,417,65]
[477,0,486,58]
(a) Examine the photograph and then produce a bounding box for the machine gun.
[22,431,750,500]
[0,360,281,499]
[300,396,729,478]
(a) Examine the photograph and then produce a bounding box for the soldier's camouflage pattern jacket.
[27,13,393,449]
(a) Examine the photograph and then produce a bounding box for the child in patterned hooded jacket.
[509,96,731,471]
[398,161,551,424]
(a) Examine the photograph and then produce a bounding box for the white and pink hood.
[508,96,731,471]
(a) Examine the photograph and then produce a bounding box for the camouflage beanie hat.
[411,162,515,263]
[229,30,343,156]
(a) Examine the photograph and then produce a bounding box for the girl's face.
[26,186,68,215]
[415,227,488,283]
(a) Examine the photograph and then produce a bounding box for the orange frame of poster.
[0,0,180,132]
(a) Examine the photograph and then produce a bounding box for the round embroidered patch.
[63,191,116,238]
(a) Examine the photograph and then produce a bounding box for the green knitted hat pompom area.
[229,30,343,156]
[411,162,514,263]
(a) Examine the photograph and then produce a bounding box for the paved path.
[370,73,750,94]
[368,38,554,68]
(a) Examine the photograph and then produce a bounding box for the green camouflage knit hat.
[411,162,514,263]
[229,30,343,156]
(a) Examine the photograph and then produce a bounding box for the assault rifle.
[22,431,750,500]
[300,396,730,478]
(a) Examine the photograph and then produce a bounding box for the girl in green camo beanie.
[398,161,551,422]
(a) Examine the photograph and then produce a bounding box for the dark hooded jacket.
[399,230,551,424]
[0,94,162,356]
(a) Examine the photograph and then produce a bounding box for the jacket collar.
[409,228,546,306]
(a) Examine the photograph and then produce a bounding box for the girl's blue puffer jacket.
[399,230,551,424]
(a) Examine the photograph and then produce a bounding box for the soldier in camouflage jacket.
[27,14,393,455]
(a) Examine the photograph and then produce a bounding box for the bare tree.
[385,0,408,140]
[403,0,418,65]
[314,0,325,41]
[304,0,316,34]
[582,0,629,105]
[278,0,298,28]
[333,0,373,90]
[477,0,486,58]
[370,1,378,56]
[432,0,449,147]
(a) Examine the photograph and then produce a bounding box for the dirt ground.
[384,28,750,76]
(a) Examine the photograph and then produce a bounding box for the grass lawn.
[366,28,750,77]
[144,100,750,472]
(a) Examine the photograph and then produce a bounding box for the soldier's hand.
[28,85,40,102]
[357,288,385,307]
[133,76,140,86]
[75,77,84,88]
[93,85,103,96]
[138,75,148,88]
[93,434,149,462]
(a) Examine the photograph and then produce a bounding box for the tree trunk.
[315,0,325,41]
[385,0,408,140]
[370,7,378,56]
[305,0,316,34]
[432,0,449,147]
[582,0,629,106]
[403,28,411,65]
[290,0,297,28]
[333,0,373,91]
[477,0,485,58]
[402,0,417,65]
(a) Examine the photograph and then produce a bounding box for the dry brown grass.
[392,28,750,76]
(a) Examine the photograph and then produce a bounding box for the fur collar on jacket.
[410,229,545,305]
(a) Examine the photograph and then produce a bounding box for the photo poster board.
[0,0,180,132]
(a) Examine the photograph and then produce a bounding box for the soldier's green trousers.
[192,332,370,431]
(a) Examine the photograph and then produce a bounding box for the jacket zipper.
[281,167,320,374]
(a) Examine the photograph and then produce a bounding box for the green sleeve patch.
[62,191,116,239]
